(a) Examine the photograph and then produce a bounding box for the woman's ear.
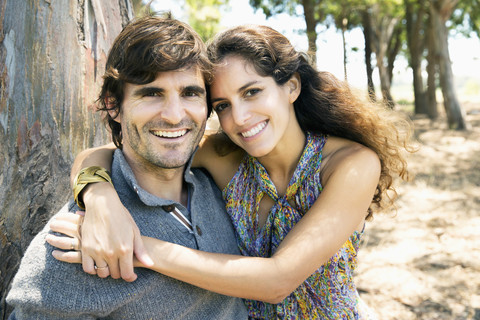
[105,96,121,123]
[287,73,301,104]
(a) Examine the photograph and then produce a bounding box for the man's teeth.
[241,121,266,138]
[152,130,187,138]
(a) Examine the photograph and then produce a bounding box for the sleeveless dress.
[222,133,374,319]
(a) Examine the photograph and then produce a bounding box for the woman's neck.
[257,123,306,196]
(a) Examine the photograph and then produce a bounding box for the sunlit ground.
[356,95,480,319]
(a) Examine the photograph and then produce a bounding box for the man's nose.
[161,97,185,124]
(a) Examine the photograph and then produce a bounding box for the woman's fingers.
[119,253,137,282]
[46,234,81,251]
[50,213,83,239]
[52,249,82,263]
[103,256,121,279]
[93,261,111,278]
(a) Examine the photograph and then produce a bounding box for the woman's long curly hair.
[207,25,415,218]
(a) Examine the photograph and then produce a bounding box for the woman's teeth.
[241,121,266,138]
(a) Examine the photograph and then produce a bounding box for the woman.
[50,25,413,318]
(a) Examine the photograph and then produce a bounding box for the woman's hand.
[47,212,147,273]
[47,211,84,266]
[78,182,153,281]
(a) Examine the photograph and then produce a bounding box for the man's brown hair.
[98,15,212,148]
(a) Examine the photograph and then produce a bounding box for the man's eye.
[144,91,161,97]
[185,91,199,97]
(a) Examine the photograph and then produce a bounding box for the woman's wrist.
[82,181,116,207]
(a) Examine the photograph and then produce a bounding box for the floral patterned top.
[222,133,372,319]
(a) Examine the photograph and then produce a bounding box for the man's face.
[115,67,207,171]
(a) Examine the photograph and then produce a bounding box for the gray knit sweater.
[7,150,248,320]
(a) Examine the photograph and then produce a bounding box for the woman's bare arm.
[52,144,380,303]
[70,143,116,187]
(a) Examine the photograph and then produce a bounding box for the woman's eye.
[214,103,229,113]
[245,88,260,97]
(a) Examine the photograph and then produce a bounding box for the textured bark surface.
[430,0,468,129]
[0,0,133,318]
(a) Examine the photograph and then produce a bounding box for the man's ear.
[105,96,121,123]
[287,73,301,104]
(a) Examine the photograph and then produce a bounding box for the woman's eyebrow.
[238,81,259,93]
[210,81,259,104]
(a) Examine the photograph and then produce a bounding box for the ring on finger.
[94,265,108,270]
[70,238,76,250]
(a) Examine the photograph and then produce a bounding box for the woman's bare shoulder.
[321,136,380,184]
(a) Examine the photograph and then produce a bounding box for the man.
[6,16,248,319]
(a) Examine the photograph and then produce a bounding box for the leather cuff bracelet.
[73,166,113,210]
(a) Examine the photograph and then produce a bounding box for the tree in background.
[324,0,364,81]
[0,1,133,318]
[186,0,229,41]
[132,0,155,16]
[429,0,467,129]
[405,0,429,115]
[249,0,326,63]
[365,0,404,108]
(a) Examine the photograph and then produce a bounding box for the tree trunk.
[405,0,428,114]
[426,9,439,119]
[301,0,319,64]
[362,10,376,101]
[430,0,468,129]
[341,22,348,81]
[370,4,399,108]
[0,0,133,318]
[387,25,402,87]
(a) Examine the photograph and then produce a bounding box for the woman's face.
[209,55,301,158]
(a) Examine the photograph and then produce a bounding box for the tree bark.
[0,0,133,318]
[405,0,428,114]
[430,0,468,129]
[387,25,402,87]
[362,10,376,101]
[426,9,439,119]
[370,4,399,108]
[341,21,348,81]
[301,0,319,64]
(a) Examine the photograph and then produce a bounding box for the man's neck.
[123,155,188,206]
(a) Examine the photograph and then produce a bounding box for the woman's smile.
[240,120,268,139]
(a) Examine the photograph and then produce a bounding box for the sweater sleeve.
[6,203,108,320]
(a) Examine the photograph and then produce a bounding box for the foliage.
[186,0,229,41]
[248,0,298,18]
[132,0,155,17]
[452,0,480,38]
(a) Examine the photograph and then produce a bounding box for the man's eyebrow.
[184,85,206,95]
[132,87,164,97]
